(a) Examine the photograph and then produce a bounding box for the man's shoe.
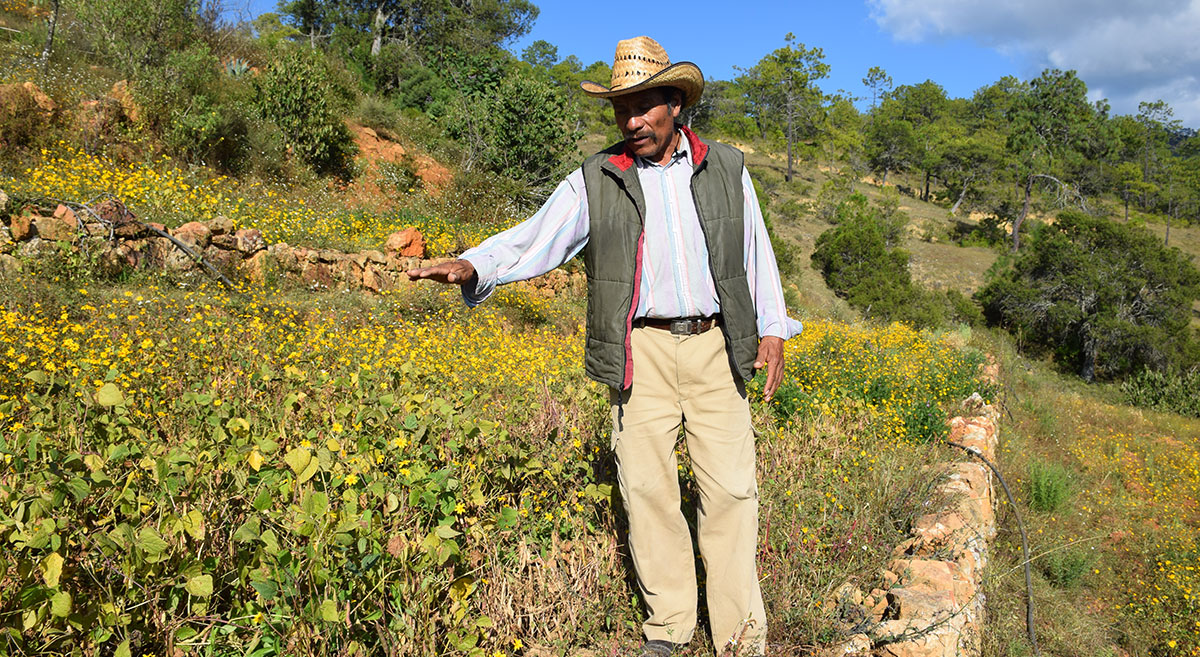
[638,639,686,656]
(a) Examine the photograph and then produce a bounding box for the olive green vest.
[580,127,759,390]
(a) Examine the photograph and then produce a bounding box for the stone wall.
[823,393,1002,657]
[0,197,584,298]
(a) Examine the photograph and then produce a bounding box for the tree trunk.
[922,169,931,202]
[371,6,390,58]
[1012,174,1033,252]
[950,176,972,215]
[1123,192,1129,222]
[880,168,889,186]
[39,0,59,69]
[1166,203,1173,246]
[785,97,794,183]
[1080,336,1097,383]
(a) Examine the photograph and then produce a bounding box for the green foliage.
[448,63,579,188]
[255,50,357,175]
[977,211,1200,381]
[1043,547,1092,588]
[0,357,613,654]
[1122,367,1200,417]
[223,57,251,78]
[1027,459,1073,513]
[133,42,221,132]
[811,193,948,328]
[68,0,199,75]
[903,400,949,443]
[0,83,52,150]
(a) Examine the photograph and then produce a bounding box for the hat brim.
[581,61,704,108]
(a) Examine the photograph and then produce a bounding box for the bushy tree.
[978,211,1200,381]
[811,194,950,328]
[734,33,829,181]
[69,0,200,75]
[1005,70,1099,250]
[255,50,356,175]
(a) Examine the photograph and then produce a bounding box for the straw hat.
[581,36,704,108]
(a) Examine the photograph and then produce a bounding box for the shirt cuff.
[759,316,804,341]
[459,254,498,307]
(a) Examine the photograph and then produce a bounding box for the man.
[408,36,802,656]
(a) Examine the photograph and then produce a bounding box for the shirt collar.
[634,128,691,170]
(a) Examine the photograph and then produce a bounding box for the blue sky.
[506,1,1018,106]
[223,0,1200,126]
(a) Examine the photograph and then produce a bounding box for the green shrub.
[811,193,952,328]
[903,400,949,443]
[944,289,984,326]
[1122,367,1200,417]
[977,211,1200,382]
[355,95,401,137]
[1027,459,1073,513]
[164,95,255,174]
[0,83,51,150]
[255,50,357,176]
[1043,547,1092,588]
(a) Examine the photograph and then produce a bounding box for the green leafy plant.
[255,50,357,175]
[1027,459,1073,513]
[1043,547,1092,588]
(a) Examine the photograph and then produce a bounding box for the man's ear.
[670,90,683,119]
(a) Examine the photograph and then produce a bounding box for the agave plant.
[223,58,251,77]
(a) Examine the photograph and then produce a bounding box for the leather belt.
[634,315,721,335]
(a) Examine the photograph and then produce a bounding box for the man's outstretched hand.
[754,335,785,402]
[406,259,477,285]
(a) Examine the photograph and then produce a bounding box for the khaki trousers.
[611,326,767,654]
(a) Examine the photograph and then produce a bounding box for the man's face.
[611,88,682,165]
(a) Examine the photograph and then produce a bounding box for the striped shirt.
[460,133,803,341]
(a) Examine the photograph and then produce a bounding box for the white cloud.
[868,0,1200,126]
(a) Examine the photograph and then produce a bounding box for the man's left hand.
[754,336,785,402]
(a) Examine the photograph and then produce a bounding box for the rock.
[947,417,997,462]
[833,581,865,607]
[885,588,955,623]
[270,243,303,273]
[317,248,342,263]
[143,237,172,269]
[0,82,56,119]
[0,226,11,253]
[362,264,395,293]
[32,206,78,242]
[110,80,140,123]
[8,213,33,241]
[0,253,20,276]
[211,233,238,250]
[888,559,973,605]
[172,222,212,250]
[0,188,8,214]
[302,261,334,288]
[204,215,235,236]
[819,633,872,657]
[234,228,265,254]
[74,97,125,142]
[384,228,425,258]
[241,250,273,285]
[203,245,241,275]
[873,624,959,657]
[334,257,363,287]
[18,237,55,258]
[94,199,144,238]
[361,249,386,265]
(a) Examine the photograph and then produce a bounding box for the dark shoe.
[638,639,686,656]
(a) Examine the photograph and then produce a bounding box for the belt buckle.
[669,319,696,335]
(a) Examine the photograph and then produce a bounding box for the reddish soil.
[342,123,452,211]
